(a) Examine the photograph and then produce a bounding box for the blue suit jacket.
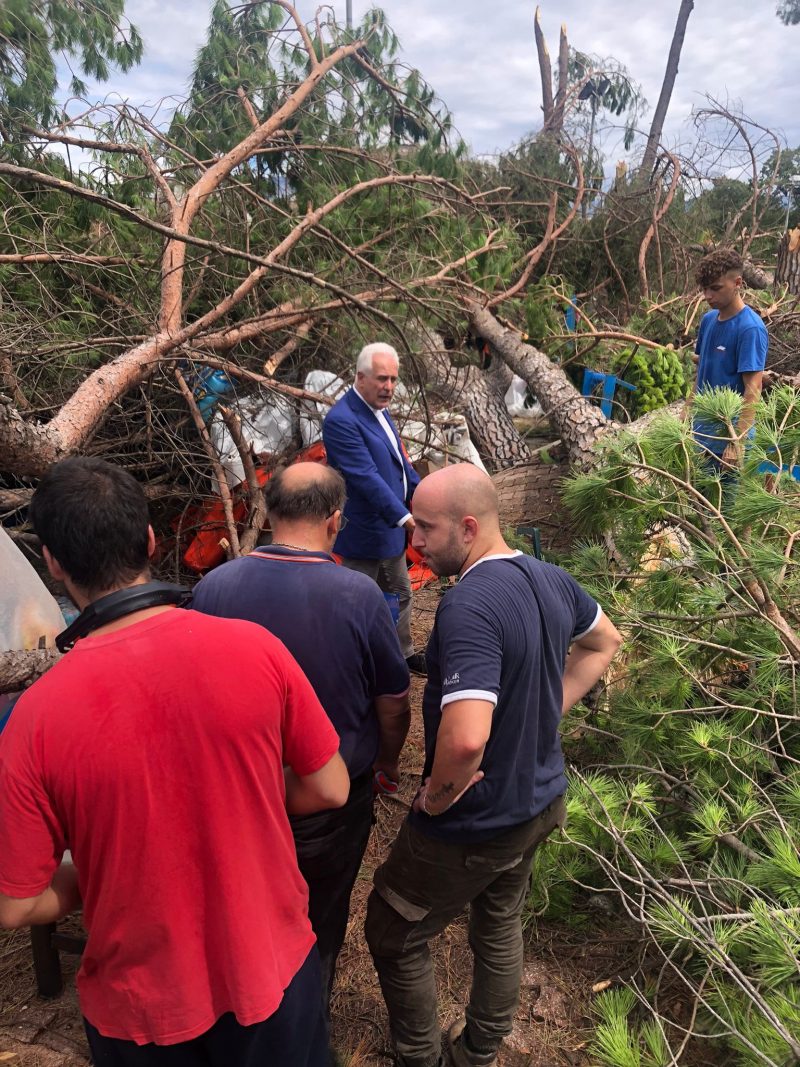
[323,388,420,560]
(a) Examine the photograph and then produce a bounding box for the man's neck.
[268,525,332,554]
[717,295,745,322]
[68,575,175,639]
[458,537,515,578]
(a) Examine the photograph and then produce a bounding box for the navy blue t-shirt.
[191,546,410,779]
[408,552,600,844]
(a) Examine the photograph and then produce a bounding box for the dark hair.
[29,457,150,594]
[264,465,346,522]
[695,249,743,288]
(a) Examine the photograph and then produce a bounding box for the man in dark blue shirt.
[192,463,410,1015]
[365,464,621,1067]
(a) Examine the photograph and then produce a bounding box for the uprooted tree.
[2,2,798,661]
[3,5,800,1066]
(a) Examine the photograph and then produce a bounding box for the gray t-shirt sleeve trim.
[441,689,499,709]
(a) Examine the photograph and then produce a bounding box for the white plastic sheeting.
[0,526,64,652]
[400,412,487,472]
[299,371,347,446]
[504,375,543,419]
[208,391,295,491]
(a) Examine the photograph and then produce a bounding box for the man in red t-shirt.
[0,457,349,1067]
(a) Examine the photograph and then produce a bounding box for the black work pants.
[291,770,375,1013]
[365,799,567,1067]
[84,947,327,1066]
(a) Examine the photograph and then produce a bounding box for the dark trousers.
[365,799,567,1067]
[291,771,375,1012]
[84,948,328,1067]
[340,554,413,658]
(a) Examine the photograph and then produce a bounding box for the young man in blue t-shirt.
[688,249,768,469]
[365,464,622,1067]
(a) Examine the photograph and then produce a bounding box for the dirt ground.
[0,586,640,1066]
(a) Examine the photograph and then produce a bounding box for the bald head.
[264,462,345,524]
[414,464,499,527]
[411,463,505,577]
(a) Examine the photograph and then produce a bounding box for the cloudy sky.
[68,1,799,169]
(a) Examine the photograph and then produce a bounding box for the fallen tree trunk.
[0,648,61,693]
[466,302,613,469]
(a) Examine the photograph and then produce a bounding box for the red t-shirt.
[0,608,339,1045]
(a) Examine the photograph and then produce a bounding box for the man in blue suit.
[323,343,424,672]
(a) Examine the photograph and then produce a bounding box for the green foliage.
[530,388,800,1065]
[614,345,687,417]
[591,988,671,1067]
[0,0,142,140]
[568,49,647,153]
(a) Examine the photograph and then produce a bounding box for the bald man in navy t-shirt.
[365,464,622,1067]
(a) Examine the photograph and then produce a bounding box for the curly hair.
[695,249,743,288]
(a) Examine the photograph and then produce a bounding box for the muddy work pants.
[364,797,566,1067]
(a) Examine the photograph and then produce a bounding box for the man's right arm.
[373,693,410,785]
[0,862,80,930]
[284,753,350,815]
[561,612,623,715]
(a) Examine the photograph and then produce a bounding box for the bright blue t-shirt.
[191,546,410,779]
[408,552,600,844]
[693,305,768,457]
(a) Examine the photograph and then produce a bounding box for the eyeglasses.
[329,511,348,531]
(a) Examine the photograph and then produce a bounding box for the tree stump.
[492,446,577,558]
[775,227,800,294]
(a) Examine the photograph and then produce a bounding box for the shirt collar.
[353,384,387,419]
[252,545,335,563]
[458,550,523,582]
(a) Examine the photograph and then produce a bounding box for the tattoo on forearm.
[428,782,455,806]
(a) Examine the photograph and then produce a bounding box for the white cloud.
[61,0,800,161]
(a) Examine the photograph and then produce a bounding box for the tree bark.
[636,0,694,185]
[414,325,532,471]
[550,24,570,137]
[775,227,800,294]
[466,303,612,470]
[534,7,554,130]
[0,648,61,694]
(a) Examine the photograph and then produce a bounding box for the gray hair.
[264,465,346,522]
[356,342,400,374]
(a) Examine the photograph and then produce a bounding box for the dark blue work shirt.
[409,552,600,843]
[191,546,410,779]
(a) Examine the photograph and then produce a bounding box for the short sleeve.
[436,596,502,709]
[279,649,340,776]
[367,593,410,697]
[736,325,768,374]
[0,712,65,898]
[563,571,602,641]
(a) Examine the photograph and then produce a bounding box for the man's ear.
[462,515,479,543]
[42,545,66,582]
[326,510,340,543]
[146,525,157,560]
